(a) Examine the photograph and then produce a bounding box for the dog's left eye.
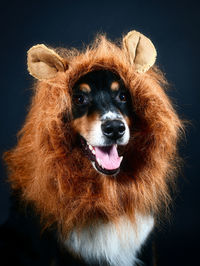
[73,94,89,106]
[116,92,127,103]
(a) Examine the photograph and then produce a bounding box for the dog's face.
[71,70,132,175]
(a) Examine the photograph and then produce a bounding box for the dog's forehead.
[74,70,122,92]
[71,69,132,119]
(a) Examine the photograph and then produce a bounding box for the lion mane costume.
[4,31,182,266]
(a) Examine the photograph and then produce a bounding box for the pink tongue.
[94,145,122,170]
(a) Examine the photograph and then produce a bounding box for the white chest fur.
[64,214,154,266]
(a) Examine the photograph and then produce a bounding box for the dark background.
[0,0,199,265]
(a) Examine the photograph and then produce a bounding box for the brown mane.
[3,36,183,237]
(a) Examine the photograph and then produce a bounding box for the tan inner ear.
[27,44,67,80]
[123,30,157,73]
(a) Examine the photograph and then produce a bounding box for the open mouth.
[80,136,123,175]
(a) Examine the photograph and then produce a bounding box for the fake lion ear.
[27,44,67,80]
[123,30,157,73]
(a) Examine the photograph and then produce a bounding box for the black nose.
[101,120,125,140]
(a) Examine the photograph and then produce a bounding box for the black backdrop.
[1,0,199,265]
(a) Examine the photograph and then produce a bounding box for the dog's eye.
[73,94,88,106]
[117,92,127,103]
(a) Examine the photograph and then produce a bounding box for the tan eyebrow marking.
[110,81,120,91]
[79,83,91,93]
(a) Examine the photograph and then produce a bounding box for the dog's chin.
[80,136,125,176]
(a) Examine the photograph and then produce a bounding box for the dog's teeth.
[97,158,101,166]
[92,150,96,155]
[119,156,123,162]
[89,145,93,151]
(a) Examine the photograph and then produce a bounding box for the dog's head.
[4,31,183,234]
[71,69,132,175]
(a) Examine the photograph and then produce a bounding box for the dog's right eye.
[73,94,89,106]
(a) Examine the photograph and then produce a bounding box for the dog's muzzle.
[79,118,130,175]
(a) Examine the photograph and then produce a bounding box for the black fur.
[72,70,132,119]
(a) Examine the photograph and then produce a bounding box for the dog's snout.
[101,120,125,140]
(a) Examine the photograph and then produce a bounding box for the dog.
[4,30,183,266]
